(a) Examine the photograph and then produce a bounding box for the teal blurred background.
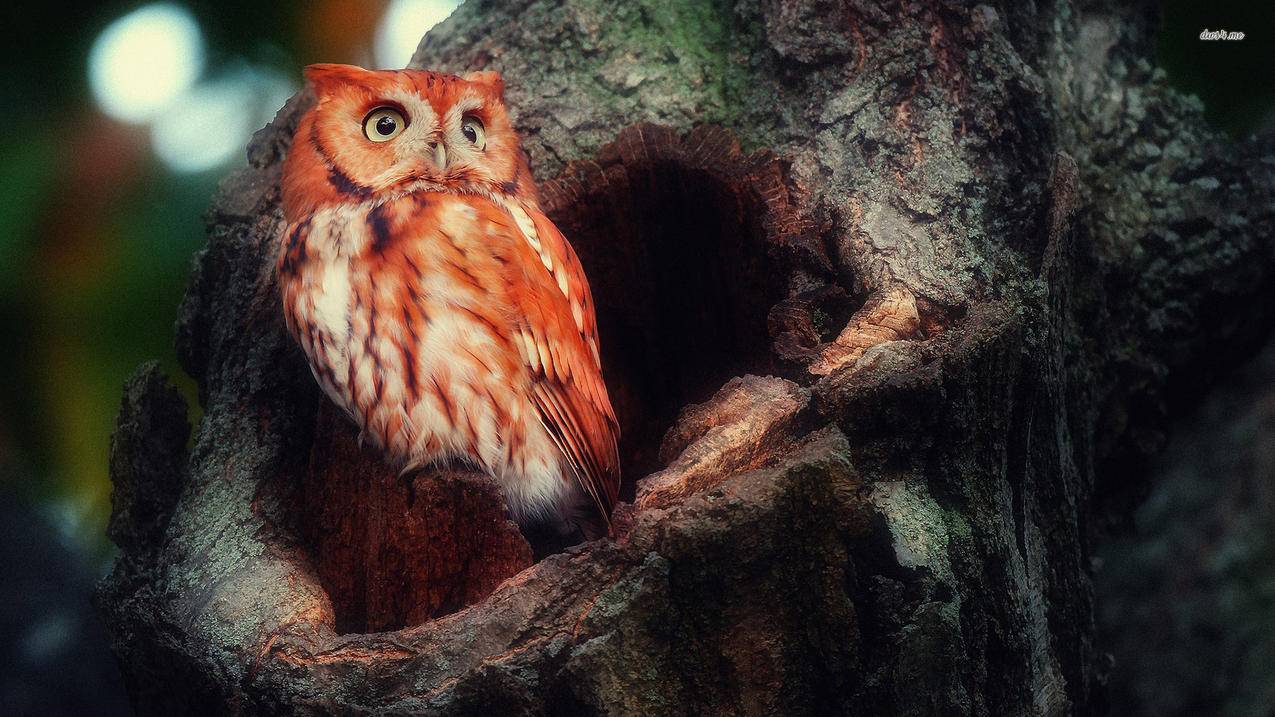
[0,0,1269,714]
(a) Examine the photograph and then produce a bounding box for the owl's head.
[282,64,536,221]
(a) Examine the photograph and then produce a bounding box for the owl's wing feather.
[527,209,604,371]
[530,380,609,518]
[489,204,621,523]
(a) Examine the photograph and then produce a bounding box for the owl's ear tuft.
[463,70,505,98]
[304,63,371,95]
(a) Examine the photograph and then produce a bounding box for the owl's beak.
[431,142,448,170]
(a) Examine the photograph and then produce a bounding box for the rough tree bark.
[98,0,1274,714]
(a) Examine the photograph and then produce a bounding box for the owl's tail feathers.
[529,382,620,533]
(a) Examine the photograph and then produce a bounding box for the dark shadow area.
[0,488,130,716]
[541,126,792,491]
[293,406,533,635]
[1095,335,1275,716]
[1157,0,1275,137]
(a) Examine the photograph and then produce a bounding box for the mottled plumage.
[278,64,619,532]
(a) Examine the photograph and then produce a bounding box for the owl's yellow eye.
[461,116,486,150]
[363,107,407,142]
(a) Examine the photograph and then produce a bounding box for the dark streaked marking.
[405,285,428,321]
[311,331,339,390]
[397,303,421,400]
[457,304,501,336]
[401,303,424,340]
[400,339,419,400]
[366,311,384,402]
[403,254,425,279]
[279,218,312,276]
[444,257,483,289]
[400,263,430,324]
[460,397,478,448]
[459,345,493,375]
[442,229,471,260]
[482,384,509,428]
[500,179,519,195]
[533,385,609,519]
[431,377,455,428]
[368,202,393,252]
[309,122,371,197]
[346,339,366,427]
[329,166,371,197]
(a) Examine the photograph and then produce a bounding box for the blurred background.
[0,0,1269,714]
[0,1,461,713]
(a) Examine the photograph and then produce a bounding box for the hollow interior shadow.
[541,128,786,492]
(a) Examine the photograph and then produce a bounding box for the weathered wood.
[300,404,532,634]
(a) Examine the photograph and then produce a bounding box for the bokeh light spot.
[150,69,296,174]
[88,4,205,124]
[150,81,251,173]
[374,0,462,69]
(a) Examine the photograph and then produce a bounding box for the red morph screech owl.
[277,64,620,534]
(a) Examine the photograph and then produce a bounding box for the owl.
[277,64,619,535]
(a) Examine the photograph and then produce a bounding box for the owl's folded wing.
[494,210,621,524]
[526,209,604,371]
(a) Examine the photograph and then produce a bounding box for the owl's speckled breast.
[277,192,576,522]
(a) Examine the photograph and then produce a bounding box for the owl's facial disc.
[316,85,448,191]
[293,66,532,210]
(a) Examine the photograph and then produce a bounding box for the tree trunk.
[98,0,1275,714]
